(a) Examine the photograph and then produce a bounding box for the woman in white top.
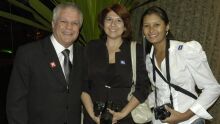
[140,6,220,124]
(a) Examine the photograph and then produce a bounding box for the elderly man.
[7,2,84,124]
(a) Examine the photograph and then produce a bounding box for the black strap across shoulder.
[152,39,173,107]
[150,39,197,100]
[151,61,197,99]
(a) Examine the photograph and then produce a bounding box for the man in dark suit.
[6,2,85,124]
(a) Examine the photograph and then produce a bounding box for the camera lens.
[100,101,113,124]
[100,111,112,124]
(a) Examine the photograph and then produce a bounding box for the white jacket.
[146,40,220,124]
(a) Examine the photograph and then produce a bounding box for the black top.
[105,64,116,100]
[83,39,150,106]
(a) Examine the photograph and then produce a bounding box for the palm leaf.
[7,0,33,12]
[29,0,53,22]
[0,11,50,31]
[6,0,51,29]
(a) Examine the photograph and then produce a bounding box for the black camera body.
[94,101,105,116]
[100,101,113,124]
[154,103,172,120]
[94,101,120,124]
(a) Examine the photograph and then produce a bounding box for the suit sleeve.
[133,43,151,103]
[6,47,30,124]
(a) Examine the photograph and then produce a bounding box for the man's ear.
[52,21,54,29]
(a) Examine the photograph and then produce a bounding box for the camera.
[94,101,105,116]
[100,101,113,124]
[94,101,120,124]
[154,103,172,120]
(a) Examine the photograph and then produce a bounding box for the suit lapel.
[68,43,83,89]
[68,45,75,88]
[41,37,66,85]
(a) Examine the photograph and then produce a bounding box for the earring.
[166,31,168,36]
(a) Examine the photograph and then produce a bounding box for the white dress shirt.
[50,35,73,77]
[146,40,220,124]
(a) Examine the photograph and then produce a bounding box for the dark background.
[0,1,50,123]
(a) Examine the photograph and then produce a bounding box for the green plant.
[0,0,155,45]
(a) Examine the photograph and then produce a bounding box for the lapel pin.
[49,61,56,69]
[178,45,183,50]
[120,60,126,65]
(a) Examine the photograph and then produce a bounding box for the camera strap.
[151,62,197,99]
[151,40,197,103]
[151,39,173,108]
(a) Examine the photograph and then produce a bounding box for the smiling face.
[52,7,81,48]
[103,11,126,40]
[142,13,169,45]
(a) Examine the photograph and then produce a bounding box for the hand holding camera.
[154,103,173,120]
[100,101,113,124]
[161,107,195,124]
[91,115,100,124]
[93,100,134,123]
[94,101,120,124]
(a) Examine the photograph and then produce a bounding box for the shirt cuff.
[190,102,213,119]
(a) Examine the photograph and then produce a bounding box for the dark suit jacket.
[6,36,85,124]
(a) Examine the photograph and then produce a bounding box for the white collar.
[50,35,73,59]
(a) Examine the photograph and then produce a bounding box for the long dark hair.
[140,6,174,54]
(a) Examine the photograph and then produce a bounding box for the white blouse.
[146,40,220,124]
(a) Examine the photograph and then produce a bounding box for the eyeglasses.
[104,17,124,25]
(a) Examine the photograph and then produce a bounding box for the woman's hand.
[108,109,126,124]
[162,105,194,124]
[106,96,140,123]
[91,114,100,124]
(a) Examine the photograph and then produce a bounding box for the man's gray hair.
[52,2,83,27]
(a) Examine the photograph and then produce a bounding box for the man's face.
[52,8,81,48]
